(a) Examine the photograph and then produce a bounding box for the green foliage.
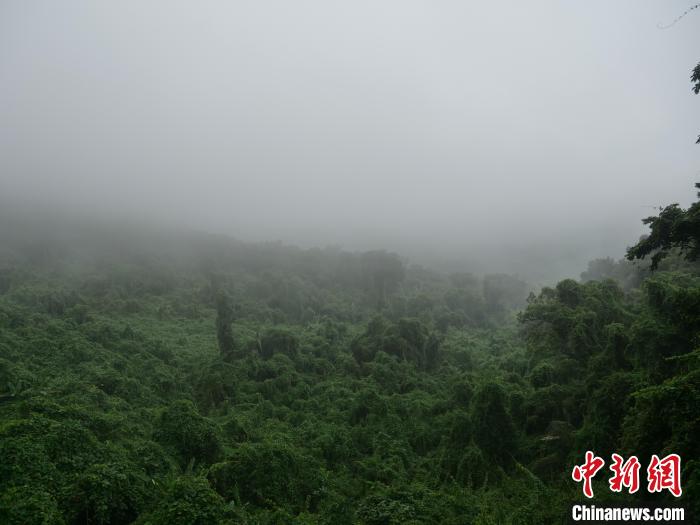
[351,316,441,370]
[136,476,228,525]
[0,486,65,525]
[215,292,236,360]
[70,459,147,525]
[471,382,516,464]
[0,200,698,522]
[208,441,323,512]
[153,400,223,469]
[626,183,700,269]
[260,327,299,360]
[580,257,646,290]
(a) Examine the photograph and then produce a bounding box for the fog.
[1,1,698,280]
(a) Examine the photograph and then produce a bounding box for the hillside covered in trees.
[0,183,699,524]
[2,0,699,522]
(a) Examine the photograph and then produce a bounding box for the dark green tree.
[626,183,700,270]
[471,382,516,464]
[215,292,235,360]
[259,327,298,360]
[153,400,222,469]
[693,61,700,143]
[136,476,228,525]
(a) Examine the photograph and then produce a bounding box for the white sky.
[1,1,698,277]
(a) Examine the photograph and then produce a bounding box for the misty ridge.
[0,2,700,525]
[0,201,658,315]
[0,1,697,277]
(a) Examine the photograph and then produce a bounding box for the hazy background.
[1,1,698,281]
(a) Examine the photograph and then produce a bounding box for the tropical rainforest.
[2,0,700,521]
[0,175,698,525]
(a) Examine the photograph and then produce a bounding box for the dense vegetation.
[0,183,698,524]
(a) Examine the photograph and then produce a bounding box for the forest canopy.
[0,182,699,523]
[0,3,698,524]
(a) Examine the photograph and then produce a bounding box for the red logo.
[572,452,682,498]
[647,454,682,497]
[572,451,605,498]
[609,454,641,494]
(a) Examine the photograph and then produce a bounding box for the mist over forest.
[0,2,699,524]
[1,1,698,279]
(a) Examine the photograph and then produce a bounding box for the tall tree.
[626,184,700,270]
[215,292,235,360]
[626,62,700,268]
[360,250,405,309]
[693,61,700,143]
